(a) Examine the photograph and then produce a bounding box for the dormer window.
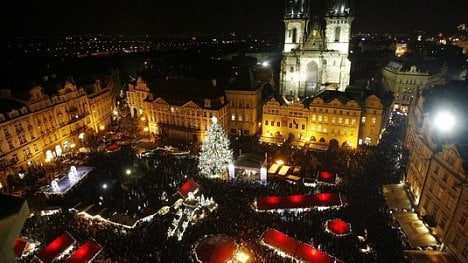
[204,99,211,108]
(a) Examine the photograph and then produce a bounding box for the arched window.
[292,28,297,43]
[334,27,341,42]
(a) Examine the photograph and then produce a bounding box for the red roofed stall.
[260,228,339,263]
[178,179,200,199]
[255,193,342,211]
[67,239,102,263]
[317,171,337,185]
[37,232,76,263]
[14,237,28,258]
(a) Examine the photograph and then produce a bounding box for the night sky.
[0,0,466,36]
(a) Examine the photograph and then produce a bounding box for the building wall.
[260,94,384,148]
[382,64,447,113]
[127,79,232,144]
[0,81,113,187]
[405,90,468,263]
[225,88,263,136]
[324,16,354,55]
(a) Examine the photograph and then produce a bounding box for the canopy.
[67,239,102,263]
[395,212,438,248]
[278,166,290,176]
[178,180,199,199]
[382,184,412,211]
[194,235,237,263]
[317,171,337,184]
[325,219,352,236]
[14,237,28,258]
[404,250,458,263]
[37,232,75,263]
[255,193,342,211]
[261,228,338,263]
[268,163,281,174]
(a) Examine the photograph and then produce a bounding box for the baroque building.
[260,87,385,148]
[126,71,263,144]
[404,80,468,262]
[382,60,447,113]
[0,80,113,187]
[280,0,353,98]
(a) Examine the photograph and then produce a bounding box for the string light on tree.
[198,116,233,178]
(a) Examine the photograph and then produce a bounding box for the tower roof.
[285,0,310,19]
[327,0,353,17]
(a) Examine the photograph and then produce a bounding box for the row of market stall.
[15,232,102,263]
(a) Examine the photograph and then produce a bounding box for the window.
[290,66,294,73]
[460,213,466,226]
[439,215,447,229]
[351,119,356,125]
[453,234,460,246]
[441,172,448,182]
[302,124,305,130]
[292,28,297,43]
[277,122,280,127]
[371,117,376,124]
[289,123,292,128]
[332,117,336,123]
[318,116,322,122]
[265,120,269,126]
[437,187,444,199]
[361,117,366,123]
[345,119,349,125]
[231,114,235,121]
[338,118,342,124]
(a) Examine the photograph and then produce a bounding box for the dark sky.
[0,0,466,36]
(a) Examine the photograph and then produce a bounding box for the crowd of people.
[16,111,411,262]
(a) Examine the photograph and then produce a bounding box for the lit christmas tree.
[198,116,233,178]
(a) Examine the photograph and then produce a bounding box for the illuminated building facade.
[382,61,447,113]
[224,68,263,136]
[127,77,230,143]
[404,81,468,262]
[0,80,113,187]
[280,0,353,98]
[260,88,385,148]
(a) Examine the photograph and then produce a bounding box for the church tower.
[325,0,354,55]
[280,0,354,99]
[283,0,310,52]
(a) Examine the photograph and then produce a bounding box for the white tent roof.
[395,212,438,248]
[383,184,412,210]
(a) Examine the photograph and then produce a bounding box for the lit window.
[372,117,376,124]
[345,119,349,125]
[361,117,366,123]
[338,118,342,124]
[231,114,235,121]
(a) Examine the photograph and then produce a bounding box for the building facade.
[280,0,353,98]
[0,80,113,187]
[404,81,468,262]
[382,61,447,113]
[127,77,229,144]
[260,88,385,148]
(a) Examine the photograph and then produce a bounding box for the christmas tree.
[198,116,233,178]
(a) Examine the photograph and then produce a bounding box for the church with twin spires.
[280,0,354,99]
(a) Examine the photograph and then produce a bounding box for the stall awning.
[395,212,438,248]
[383,184,412,211]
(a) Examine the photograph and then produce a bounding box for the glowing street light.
[433,111,455,133]
[235,249,250,263]
[102,183,108,189]
[125,169,132,175]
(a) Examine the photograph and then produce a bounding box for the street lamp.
[102,183,108,189]
[433,111,455,133]
[125,169,132,175]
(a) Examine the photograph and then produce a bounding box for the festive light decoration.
[198,116,233,178]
